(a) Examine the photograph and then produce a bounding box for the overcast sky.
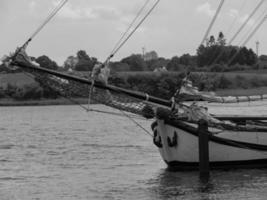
[0,0,267,65]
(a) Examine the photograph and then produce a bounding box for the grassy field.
[116,70,267,78]
[0,72,37,88]
[216,87,267,96]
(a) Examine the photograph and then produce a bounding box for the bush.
[250,76,264,88]
[210,64,224,72]
[230,64,249,71]
[23,86,43,100]
[109,76,128,88]
[0,88,5,98]
[5,84,17,97]
[217,75,232,89]
[234,75,249,89]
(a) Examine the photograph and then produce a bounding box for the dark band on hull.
[161,119,267,151]
[166,159,267,171]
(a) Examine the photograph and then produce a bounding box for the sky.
[0,0,267,65]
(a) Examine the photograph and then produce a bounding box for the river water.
[1,104,267,200]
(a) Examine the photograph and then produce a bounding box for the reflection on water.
[0,105,267,199]
[148,169,267,200]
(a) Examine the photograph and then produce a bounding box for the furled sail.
[178,78,267,103]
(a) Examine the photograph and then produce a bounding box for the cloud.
[52,1,121,21]
[0,0,8,16]
[51,1,95,20]
[228,9,239,18]
[239,14,255,26]
[93,6,122,20]
[29,1,37,9]
[59,5,96,19]
[196,2,215,17]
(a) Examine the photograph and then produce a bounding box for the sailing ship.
[5,48,267,170]
[3,0,267,170]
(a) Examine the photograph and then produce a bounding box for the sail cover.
[178,78,267,103]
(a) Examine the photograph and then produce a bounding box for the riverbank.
[1,87,267,106]
[0,98,89,106]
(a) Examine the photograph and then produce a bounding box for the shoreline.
[1,87,267,107]
[0,98,89,107]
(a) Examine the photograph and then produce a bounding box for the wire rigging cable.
[241,15,267,46]
[104,0,160,64]
[226,0,248,37]
[227,14,267,65]
[209,0,266,66]
[238,4,267,46]
[22,0,69,49]
[109,0,151,58]
[228,0,265,45]
[200,0,225,46]
[11,0,68,61]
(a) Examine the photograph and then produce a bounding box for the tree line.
[1,31,266,74]
[1,31,267,101]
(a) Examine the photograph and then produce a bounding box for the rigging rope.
[119,110,153,137]
[200,0,225,46]
[89,0,152,111]
[104,0,160,63]
[9,0,156,138]
[228,0,265,45]
[227,14,267,65]
[87,78,94,111]
[12,0,68,61]
[241,16,267,45]
[23,0,68,48]
[109,0,151,58]
[238,5,267,46]
[19,68,149,120]
[208,0,265,66]
[226,0,248,37]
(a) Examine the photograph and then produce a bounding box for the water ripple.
[81,143,142,149]
[1,105,267,200]
[0,144,15,149]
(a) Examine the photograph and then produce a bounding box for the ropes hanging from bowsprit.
[9,50,163,119]
[8,49,267,134]
[6,0,267,138]
[1,0,165,131]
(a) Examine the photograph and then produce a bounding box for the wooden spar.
[11,61,267,122]
[12,61,172,108]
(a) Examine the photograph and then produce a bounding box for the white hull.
[152,119,267,170]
